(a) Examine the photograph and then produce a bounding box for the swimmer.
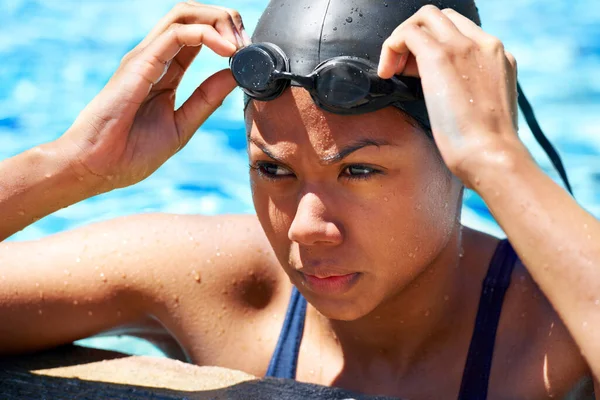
[1,1,599,398]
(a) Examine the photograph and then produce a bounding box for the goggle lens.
[316,63,371,107]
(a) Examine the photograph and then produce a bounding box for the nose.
[288,191,343,247]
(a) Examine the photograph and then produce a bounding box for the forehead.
[245,88,422,155]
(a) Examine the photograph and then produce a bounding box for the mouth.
[300,271,361,295]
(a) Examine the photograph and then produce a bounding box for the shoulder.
[116,213,290,369]
[460,228,591,397]
[491,248,591,397]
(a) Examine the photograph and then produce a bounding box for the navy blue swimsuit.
[265,239,518,399]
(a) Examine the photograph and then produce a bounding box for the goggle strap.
[517,81,574,196]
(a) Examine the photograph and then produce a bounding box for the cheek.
[251,179,294,257]
[352,168,459,275]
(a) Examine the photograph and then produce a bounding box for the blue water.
[1,0,599,356]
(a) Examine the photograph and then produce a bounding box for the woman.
[1,0,599,399]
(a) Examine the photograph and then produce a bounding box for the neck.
[309,225,480,374]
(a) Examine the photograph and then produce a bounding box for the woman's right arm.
[0,1,249,355]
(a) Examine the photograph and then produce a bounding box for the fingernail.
[241,28,252,46]
[396,53,407,74]
[234,30,243,49]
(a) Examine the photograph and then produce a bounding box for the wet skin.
[1,87,591,399]
[1,2,598,397]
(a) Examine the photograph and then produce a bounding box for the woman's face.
[246,88,463,321]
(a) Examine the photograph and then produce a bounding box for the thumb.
[175,68,237,146]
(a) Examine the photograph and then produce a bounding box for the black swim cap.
[248,0,481,135]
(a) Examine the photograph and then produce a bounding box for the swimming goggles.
[229,42,424,115]
[231,43,574,195]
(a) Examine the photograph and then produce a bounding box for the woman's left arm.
[378,4,600,381]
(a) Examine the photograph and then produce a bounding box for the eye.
[251,162,294,181]
[341,165,382,181]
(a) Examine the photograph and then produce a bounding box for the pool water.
[1,0,599,357]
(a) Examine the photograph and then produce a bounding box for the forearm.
[0,138,104,241]
[473,148,600,377]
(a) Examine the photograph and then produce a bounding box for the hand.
[378,5,530,187]
[61,1,248,191]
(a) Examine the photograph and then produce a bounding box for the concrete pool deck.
[0,345,398,399]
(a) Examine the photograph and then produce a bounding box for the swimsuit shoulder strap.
[458,239,518,399]
[265,286,308,379]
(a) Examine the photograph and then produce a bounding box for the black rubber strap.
[517,81,574,195]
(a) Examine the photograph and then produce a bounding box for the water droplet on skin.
[173,295,179,306]
[76,257,81,263]
[346,17,353,23]
[408,252,415,259]
[595,299,600,306]
[333,27,337,31]
[35,283,40,288]
[216,252,221,257]
[64,269,70,276]
[17,210,25,216]
[39,292,44,300]
[45,173,52,178]
[100,273,107,283]
[424,309,431,317]
[192,270,201,283]
[469,99,474,104]
[73,300,78,305]
[383,197,389,202]
[122,273,127,279]
[117,310,122,317]
[88,311,93,316]
[461,75,469,80]
[77,176,84,182]
[583,321,588,328]
[38,309,43,315]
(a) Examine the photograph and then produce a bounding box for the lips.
[300,271,361,295]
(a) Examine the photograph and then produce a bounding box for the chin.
[299,287,377,321]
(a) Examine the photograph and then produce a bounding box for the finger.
[117,24,236,105]
[378,5,466,79]
[405,5,464,41]
[440,8,497,46]
[175,68,237,146]
[209,4,251,45]
[379,23,441,79]
[137,2,241,52]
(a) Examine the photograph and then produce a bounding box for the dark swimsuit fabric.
[265,239,518,400]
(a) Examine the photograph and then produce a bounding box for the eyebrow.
[247,136,392,165]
